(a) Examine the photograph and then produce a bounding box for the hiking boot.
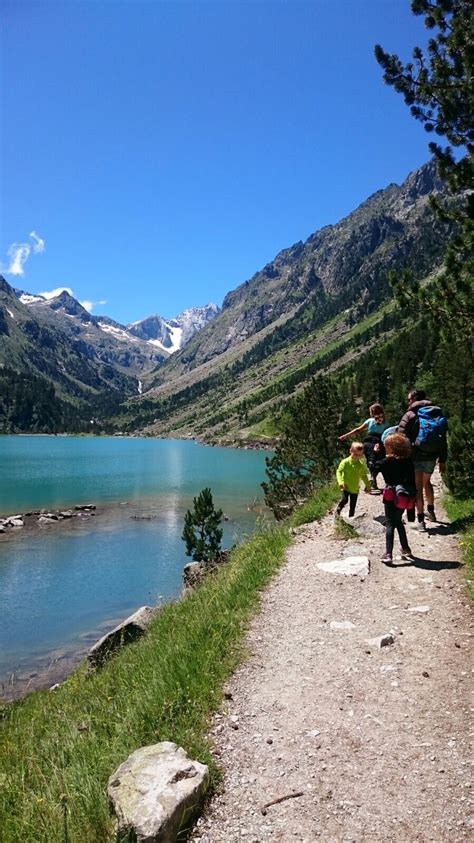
[381,553,393,564]
[371,478,378,491]
[426,509,437,522]
[401,547,414,561]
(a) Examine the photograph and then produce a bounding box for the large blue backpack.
[415,405,447,454]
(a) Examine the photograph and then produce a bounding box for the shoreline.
[0,610,134,702]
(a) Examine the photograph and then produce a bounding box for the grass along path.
[0,488,336,843]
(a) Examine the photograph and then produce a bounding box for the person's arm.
[338,421,368,442]
[378,458,389,485]
[398,410,414,440]
[336,460,345,489]
[407,460,416,489]
[439,424,448,468]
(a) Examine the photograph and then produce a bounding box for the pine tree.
[182,488,223,567]
[375,0,474,349]
[262,376,340,519]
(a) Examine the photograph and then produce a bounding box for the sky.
[1,0,433,325]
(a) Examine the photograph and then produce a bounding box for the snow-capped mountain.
[127,303,219,353]
[14,288,219,357]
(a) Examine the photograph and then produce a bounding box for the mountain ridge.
[0,159,453,436]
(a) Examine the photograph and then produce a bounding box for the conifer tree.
[262,376,339,519]
[182,488,223,566]
[375,0,473,348]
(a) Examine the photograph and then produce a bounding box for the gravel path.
[191,476,472,842]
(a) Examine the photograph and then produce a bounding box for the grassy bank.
[444,495,474,600]
[0,486,335,842]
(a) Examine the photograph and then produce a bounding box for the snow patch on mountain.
[97,321,141,344]
[19,293,46,305]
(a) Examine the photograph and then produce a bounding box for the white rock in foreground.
[317,555,370,577]
[330,620,357,630]
[108,742,209,842]
[407,605,431,613]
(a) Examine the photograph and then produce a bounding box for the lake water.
[0,436,269,692]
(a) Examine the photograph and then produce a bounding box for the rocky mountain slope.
[0,280,217,431]
[118,160,452,442]
[148,161,446,388]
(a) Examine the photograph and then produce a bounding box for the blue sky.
[2,1,432,324]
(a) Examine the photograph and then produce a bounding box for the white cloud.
[3,230,45,275]
[6,243,31,276]
[29,231,45,253]
[81,298,107,313]
[39,286,74,300]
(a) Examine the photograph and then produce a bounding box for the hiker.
[335,442,371,518]
[379,432,416,563]
[338,404,390,490]
[398,389,447,530]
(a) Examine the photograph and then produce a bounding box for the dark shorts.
[413,458,437,475]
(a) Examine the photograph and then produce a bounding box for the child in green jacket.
[335,442,371,517]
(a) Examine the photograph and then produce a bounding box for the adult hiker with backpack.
[397,389,448,530]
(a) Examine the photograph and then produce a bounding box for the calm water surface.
[0,436,269,686]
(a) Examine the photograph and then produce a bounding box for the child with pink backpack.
[378,432,416,563]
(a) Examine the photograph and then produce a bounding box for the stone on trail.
[407,605,431,613]
[366,633,395,649]
[342,544,363,556]
[317,555,370,577]
[330,620,357,630]
[342,512,385,537]
[108,742,209,843]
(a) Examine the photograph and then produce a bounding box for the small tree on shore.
[182,487,223,566]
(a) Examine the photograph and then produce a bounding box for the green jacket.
[336,456,370,494]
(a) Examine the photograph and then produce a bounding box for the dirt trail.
[191,475,472,842]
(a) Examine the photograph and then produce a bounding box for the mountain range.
[0,160,452,436]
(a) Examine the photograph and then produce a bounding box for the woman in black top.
[379,433,416,563]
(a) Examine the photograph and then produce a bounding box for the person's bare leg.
[423,473,434,507]
[415,469,425,516]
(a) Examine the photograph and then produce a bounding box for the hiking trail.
[191,474,472,842]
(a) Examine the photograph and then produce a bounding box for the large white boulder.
[108,742,209,842]
[317,555,370,577]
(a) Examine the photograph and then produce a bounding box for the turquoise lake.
[0,436,269,692]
